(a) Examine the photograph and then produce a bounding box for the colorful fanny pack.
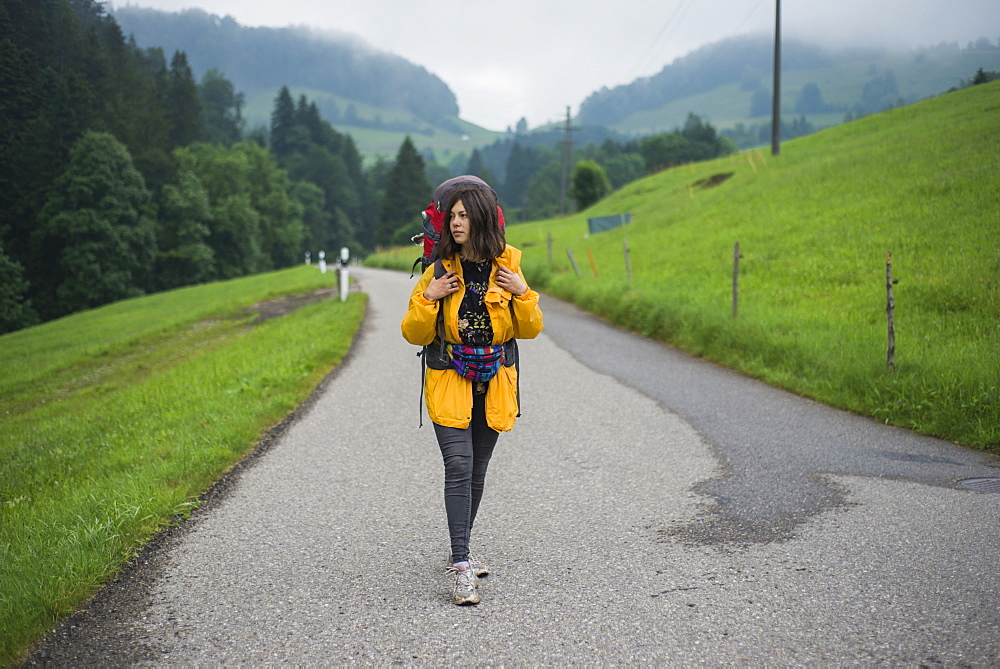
[448,344,506,383]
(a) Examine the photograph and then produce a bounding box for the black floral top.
[457,258,494,346]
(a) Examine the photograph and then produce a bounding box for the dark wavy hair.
[436,184,506,261]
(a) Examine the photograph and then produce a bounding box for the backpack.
[411,176,520,427]
[415,258,520,428]
[409,175,505,277]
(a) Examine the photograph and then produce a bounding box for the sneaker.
[468,553,490,578]
[447,554,489,578]
[448,563,480,606]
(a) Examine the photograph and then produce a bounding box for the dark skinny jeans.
[432,391,500,565]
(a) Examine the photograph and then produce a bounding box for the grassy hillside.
[343,119,502,164]
[243,86,502,162]
[0,267,365,665]
[612,47,1000,135]
[373,81,1000,449]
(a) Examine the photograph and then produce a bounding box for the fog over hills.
[112,4,1000,154]
[114,0,1000,131]
[112,6,460,131]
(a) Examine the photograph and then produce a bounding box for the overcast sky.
[113,0,999,131]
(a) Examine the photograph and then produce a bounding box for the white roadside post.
[305,251,311,265]
[338,247,350,302]
[319,250,326,274]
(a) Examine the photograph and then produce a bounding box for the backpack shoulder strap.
[433,259,447,349]
[418,259,450,428]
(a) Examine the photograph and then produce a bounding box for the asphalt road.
[30,266,1000,665]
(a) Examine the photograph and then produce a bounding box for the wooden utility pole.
[732,242,742,318]
[559,106,574,215]
[623,239,632,285]
[771,0,781,156]
[886,252,896,369]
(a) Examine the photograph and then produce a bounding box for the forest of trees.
[438,113,734,221]
[0,0,735,335]
[111,6,460,129]
[0,0,374,333]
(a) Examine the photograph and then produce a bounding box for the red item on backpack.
[412,175,505,275]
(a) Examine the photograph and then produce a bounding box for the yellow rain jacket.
[401,245,543,432]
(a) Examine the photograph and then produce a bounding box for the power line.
[771,0,781,156]
[633,0,768,89]
[645,0,770,123]
[558,106,578,216]
[632,0,697,76]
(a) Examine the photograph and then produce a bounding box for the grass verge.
[0,266,366,665]
[370,82,999,450]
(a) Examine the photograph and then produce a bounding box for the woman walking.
[401,177,543,605]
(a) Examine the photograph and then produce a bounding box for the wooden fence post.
[886,251,895,369]
[566,249,581,277]
[732,242,742,318]
[623,238,632,285]
[585,249,599,279]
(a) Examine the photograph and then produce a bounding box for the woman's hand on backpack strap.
[423,270,460,301]
[495,266,527,297]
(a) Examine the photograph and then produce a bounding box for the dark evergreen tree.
[0,0,94,289]
[971,67,995,84]
[165,51,203,147]
[270,86,296,160]
[465,148,497,186]
[199,68,244,145]
[120,43,173,191]
[377,136,430,246]
[267,89,370,254]
[503,143,551,215]
[523,161,562,221]
[297,97,328,146]
[361,156,392,250]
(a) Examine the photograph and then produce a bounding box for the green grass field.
[242,86,502,162]
[613,48,1000,135]
[373,81,1000,450]
[0,266,365,665]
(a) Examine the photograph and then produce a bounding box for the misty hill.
[112,6,454,125]
[579,35,1000,135]
[506,80,1000,448]
[111,6,501,158]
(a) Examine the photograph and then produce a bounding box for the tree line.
[111,6,460,128]
[0,0,736,335]
[0,1,378,334]
[401,113,735,224]
[367,111,735,253]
